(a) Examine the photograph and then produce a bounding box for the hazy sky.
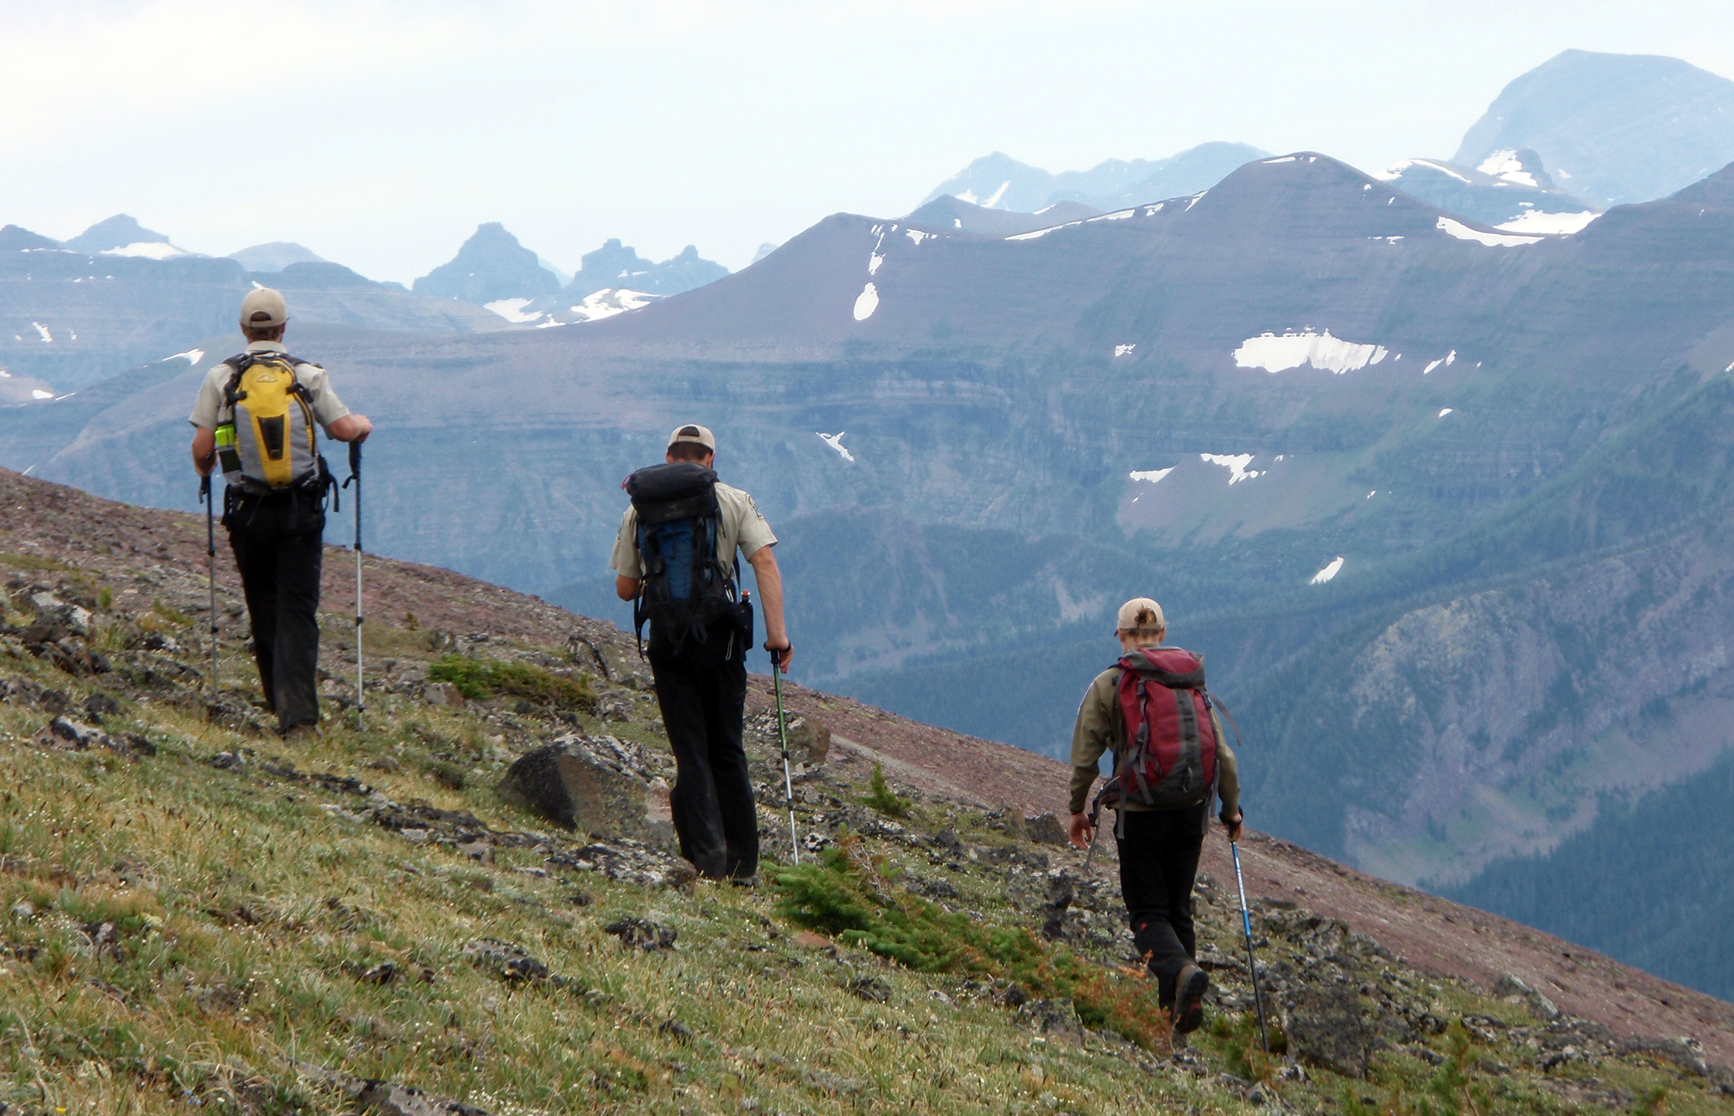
[5,0,1734,283]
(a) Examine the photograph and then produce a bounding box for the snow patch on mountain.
[1115,344,1136,358]
[566,288,656,324]
[162,349,204,365]
[1436,217,1542,247]
[1477,149,1539,186]
[31,389,53,400]
[32,323,51,343]
[484,298,541,324]
[1200,453,1263,484]
[817,432,855,462]
[1234,330,1389,374]
[1496,210,1599,234]
[1129,467,1174,483]
[1310,557,1345,584]
[101,242,188,260]
[853,283,880,322]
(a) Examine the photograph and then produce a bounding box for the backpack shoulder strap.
[220,354,248,408]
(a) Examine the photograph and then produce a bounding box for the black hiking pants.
[226,488,325,735]
[1115,802,1208,1005]
[648,622,756,880]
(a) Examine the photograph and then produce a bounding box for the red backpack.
[1103,647,1219,814]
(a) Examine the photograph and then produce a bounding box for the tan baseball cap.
[1116,597,1166,632]
[239,287,288,329]
[667,423,716,452]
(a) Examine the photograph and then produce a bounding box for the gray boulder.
[495,734,672,847]
[1283,985,1376,1078]
[1024,812,1068,847]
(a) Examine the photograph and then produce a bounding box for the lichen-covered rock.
[1024,812,1068,847]
[1018,997,1086,1040]
[745,711,830,765]
[496,734,673,847]
[1283,984,1376,1077]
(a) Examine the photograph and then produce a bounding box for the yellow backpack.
[215,353,320,490]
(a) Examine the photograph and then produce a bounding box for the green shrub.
[860,762,912,818]
[773,841,1167,1048]
[426,655,594,711]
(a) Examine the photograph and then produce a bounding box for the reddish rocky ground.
[6,467,1731,1069]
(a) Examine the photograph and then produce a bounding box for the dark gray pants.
[649,623,756,879]
[227,489,324,734]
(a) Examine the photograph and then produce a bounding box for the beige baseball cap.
[667,423,716,452]
[1116,597,1166,632]
[239,287,288,329]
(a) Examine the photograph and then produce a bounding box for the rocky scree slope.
[1,468,1732,1115]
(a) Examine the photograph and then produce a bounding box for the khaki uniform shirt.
[1068,660,1241,818]
[187,340,352,434]
[610,481,777,583]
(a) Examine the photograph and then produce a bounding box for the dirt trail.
[7,467,1731,1067]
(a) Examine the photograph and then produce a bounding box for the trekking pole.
[1231,838,1272,1056]
[344,441,364,730]
[1082,803,1102,870]
[770,656,800,866]
[200,474,218,704]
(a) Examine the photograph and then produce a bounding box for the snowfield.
[1234,330,1389,374]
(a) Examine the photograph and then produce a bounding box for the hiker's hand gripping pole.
[770,648,800,866]
[1231,836,1272,1056]
[200,475,218,704]
[343,441,364,730]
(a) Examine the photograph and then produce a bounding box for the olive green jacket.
[1067,664,1241,819]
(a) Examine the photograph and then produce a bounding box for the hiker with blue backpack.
[612,424,791,883]
[1067,597,1242,1035]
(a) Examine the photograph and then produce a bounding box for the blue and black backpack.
[626,463,739,651]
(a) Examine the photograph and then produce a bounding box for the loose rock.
[496,735,674,847]
[603,917,677,951]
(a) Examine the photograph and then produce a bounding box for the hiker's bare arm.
[748,545,791,672]
[1068,812,1094,850]
[190,427,215,476]
[615,576,641,601]
[328,414,372,443]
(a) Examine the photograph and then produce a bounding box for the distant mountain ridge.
[412,222,560,306]
[921,141,1269,213]
[227,242,328,272]
[1375,148,1599,232]
[1455,49,1734,206]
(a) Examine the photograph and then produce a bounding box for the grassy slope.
[2,505,1731,1114]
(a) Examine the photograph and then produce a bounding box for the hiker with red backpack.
[1066,597,1242,1034]
[612,424,791,884]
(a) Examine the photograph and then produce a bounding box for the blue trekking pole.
[1231,838,1271,1055]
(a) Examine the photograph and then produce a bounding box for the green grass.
[0,551,74,573]
[426,654,595,712]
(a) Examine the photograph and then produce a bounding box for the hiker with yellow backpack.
[188,288,373,739]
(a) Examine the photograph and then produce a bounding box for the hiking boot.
[729,874,759,889]
[1171,963,1210,1035]
[282,723,322,744]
